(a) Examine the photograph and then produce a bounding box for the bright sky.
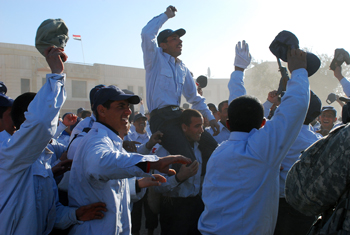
[1,0,349,78]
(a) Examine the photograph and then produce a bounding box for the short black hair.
[0,106,10,119]
[11,92,36,130]
[81,110,92,119]
[228,95,264,132]
[218,100,228,112]
[94,99,114,121]
[180,109,202,126]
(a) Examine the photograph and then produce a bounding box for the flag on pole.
[73,35,81,40]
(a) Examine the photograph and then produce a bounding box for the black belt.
[150,105,181,118]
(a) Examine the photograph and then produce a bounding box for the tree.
[243,52,350,116]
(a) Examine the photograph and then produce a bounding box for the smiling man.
[68,86,191,235]
[153,109,207,235]
[141,5,219,174]
[317,106,339,136]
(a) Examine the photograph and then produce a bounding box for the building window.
[72,80,87,98]
[127,86,133,93]
[138,86,144,98]
[21,78,30,94]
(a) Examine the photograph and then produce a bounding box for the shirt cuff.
[168,175,180,188]
[71,207,84,225]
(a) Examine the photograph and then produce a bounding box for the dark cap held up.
[269,30,321,77]
[35,18,69,57]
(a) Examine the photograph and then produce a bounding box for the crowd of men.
[1,5,350,235]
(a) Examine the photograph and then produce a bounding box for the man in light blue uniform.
[206,100,230,144]
[141,5,219,172]
[0,47,106,235]
[154,109,208,235]
[198,42,310,234]
[68,86,191,235]
[274,91,322,234]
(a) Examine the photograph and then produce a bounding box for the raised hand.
[165,5,177,18]
[234,40,252,70]
[150,155,192,175]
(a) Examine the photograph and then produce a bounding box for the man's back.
[199,68,310,234]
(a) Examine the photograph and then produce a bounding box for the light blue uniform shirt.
[141,13,214,121]
[69,114,96,143]
[0,73,79,235]
[153,143,202,198]
[198,68,310,235]
[0,129,11,143]
[124,130,150,146]
[206,121,230,144]
[340,77,350,97]
[279,124,321,197]
[68,122,159,235]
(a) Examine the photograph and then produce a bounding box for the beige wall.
[0,42,230,117]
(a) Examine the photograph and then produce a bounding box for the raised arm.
[228,40,251,104]
[141,6,175,70]
[333,65,350,97]
[0,47,67,172]
[250,49,310,164]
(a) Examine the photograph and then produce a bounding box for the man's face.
[319,110,337,131]
[219,102,229,123]
[161,34,182,58]
[102,100,131,135]
[183,116,204,143]
[0,107,15,135]
[134,117,147,134]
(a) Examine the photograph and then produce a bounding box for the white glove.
[234,40,252,69]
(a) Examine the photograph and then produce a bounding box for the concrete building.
[0,42,230,117]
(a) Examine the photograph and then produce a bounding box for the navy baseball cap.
[134,113,147,122]
[89,84,105,106]
[157,28,186,46]
[0,81,7,94]
[321,105,337,116]
[93,86,140,112]
[0,94,14,107]
[304,91,321,125]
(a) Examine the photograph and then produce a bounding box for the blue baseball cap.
[0,94,14,107]
[89,84,105,106]
[92,86,140,113]
[0,81,7,94]
[157,28,186,46]
[134,113,147,122]
[321,105,337,116]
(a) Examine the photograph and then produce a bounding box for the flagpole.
[80,38,85,64]
[73,35,85,64]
